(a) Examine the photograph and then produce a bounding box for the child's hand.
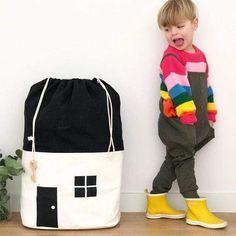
[209,120,214,127]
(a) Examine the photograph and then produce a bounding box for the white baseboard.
[10,192,236,212]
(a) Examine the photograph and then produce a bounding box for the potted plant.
[0,149,24,220]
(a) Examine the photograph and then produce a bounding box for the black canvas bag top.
[23,78,124,153]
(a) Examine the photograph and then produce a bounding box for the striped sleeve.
[206,63,217,122]
[161,55,197,124]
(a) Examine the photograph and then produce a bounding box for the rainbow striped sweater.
[160,45,217,124]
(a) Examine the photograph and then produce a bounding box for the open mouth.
[173,38,184,47]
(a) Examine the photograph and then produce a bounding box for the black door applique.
[37,186,58,228]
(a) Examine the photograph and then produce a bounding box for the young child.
[146,0,227,229]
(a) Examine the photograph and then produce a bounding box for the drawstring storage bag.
[20,78,124,229]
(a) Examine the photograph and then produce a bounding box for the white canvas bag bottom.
[20,150,123,229]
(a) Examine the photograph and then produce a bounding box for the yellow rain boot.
[185,198,227,229]
[145,190,185,219]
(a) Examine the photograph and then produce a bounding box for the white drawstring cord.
[32,78,50,154]
[97,79,115,152]
[28,78,114,182]
[29,78,50,182]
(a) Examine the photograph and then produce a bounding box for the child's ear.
[193,17,199,30]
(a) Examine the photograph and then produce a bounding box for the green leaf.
[15,149,22,159]
[0,205,4,213]
[0,204,9,220]
[0,205,6,215]
[0,188,7,198]
[0,176,8,182]
[0,167,8,176]
[0,167,9,182]
[0,181,6,188]
[5,157,24,176]
[0,213,8,220]
[0,159,5,166]
[0,153,2,158]
[0,176,8,183]
[0,192,9,204]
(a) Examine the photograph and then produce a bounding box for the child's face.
[162,18,198,52]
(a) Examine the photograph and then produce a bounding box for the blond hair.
[158,0,197,28]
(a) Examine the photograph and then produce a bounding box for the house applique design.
[21,78,124,229]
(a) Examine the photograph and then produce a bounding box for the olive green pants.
[152,114,215,198]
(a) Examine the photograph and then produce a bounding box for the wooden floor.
[0,213,236,236]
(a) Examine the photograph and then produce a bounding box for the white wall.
[1,0,236,212]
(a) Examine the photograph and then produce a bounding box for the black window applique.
[74,176,97,198]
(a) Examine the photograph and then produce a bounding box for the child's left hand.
[209,120,214,127]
